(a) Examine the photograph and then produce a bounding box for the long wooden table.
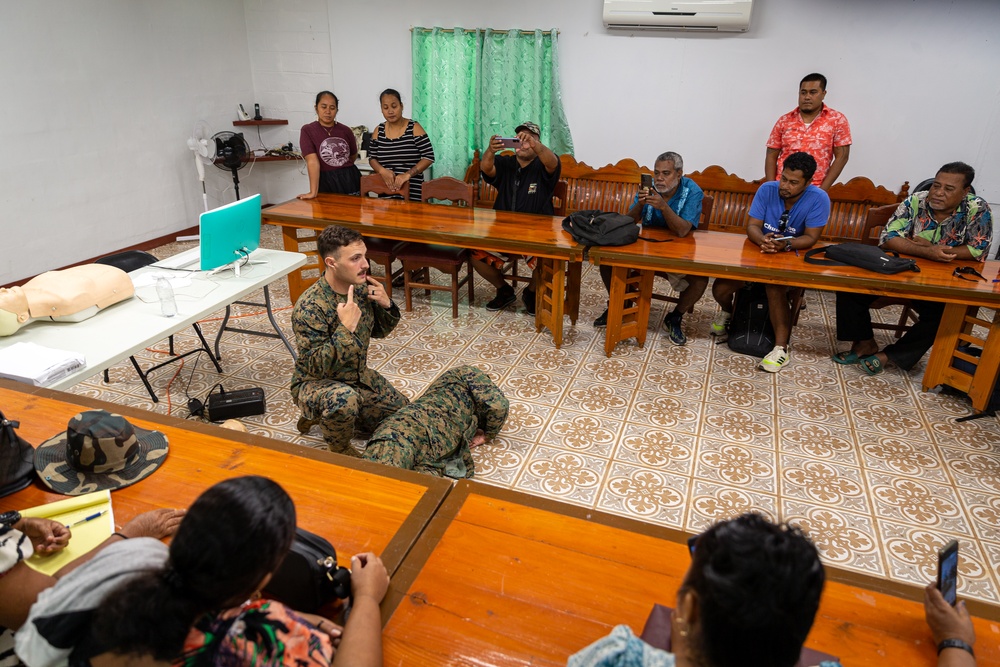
[590,229,1000,410]
[382,481,1000,667]
[0,379,451,575]
[262,195,584,348]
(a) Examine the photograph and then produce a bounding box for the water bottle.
[156,278,177,317]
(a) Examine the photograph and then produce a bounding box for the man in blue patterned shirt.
[832,161,993,375]
[594,151,707,347]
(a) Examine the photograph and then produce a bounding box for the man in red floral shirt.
[765,73,851,190]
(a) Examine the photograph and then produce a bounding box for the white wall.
[4,0,998,283]
[304,0,998,204]
[1,0,261,284]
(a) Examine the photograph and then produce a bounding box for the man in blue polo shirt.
[711,152,829,372]
[594,151,707,346]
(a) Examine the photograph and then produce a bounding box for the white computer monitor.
[199,194,262,271]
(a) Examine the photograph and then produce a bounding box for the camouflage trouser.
[295,372,408,456]
[364,365,509,477]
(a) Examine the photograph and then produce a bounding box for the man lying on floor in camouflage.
[363,365,509,478]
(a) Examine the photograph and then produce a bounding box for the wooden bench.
[465,153,910,241]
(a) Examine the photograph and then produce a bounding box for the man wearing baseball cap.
[474,121,562,313]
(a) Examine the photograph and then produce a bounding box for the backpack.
[726,283,775,358]
[0,410,35,498]
[562,210,638,248]
[803,243,920,275]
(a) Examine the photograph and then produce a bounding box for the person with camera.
[832,162,992,376]
[592,151,707,346]
[15,476,389,667]
[474,122,562,314]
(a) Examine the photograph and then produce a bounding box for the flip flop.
[860,354,884,376]
[831,351,860,365]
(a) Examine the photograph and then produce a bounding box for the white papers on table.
[0,341,85,386]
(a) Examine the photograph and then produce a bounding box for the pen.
[67,509,108,528]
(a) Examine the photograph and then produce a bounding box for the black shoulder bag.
[264,527,352,613]
[804,243,920,274]
[0,410,35,498]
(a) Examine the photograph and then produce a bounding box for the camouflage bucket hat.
[34,410,169,495]
[515,121,541,137]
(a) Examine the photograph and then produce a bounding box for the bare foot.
[470,429,487,447]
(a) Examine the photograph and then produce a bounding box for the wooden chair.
[395,177,474,318]
[861,203,917,338]
[359,174,409,299]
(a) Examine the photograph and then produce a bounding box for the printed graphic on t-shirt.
[320,137,351,168]
[528,183,537,194]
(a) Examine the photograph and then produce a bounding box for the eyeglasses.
[953,266,986,282]
[778,211,790,234]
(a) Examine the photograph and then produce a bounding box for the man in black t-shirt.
[475,122,562,313]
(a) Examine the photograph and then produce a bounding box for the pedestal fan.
[211,131,251,200]
[186,121,213,212]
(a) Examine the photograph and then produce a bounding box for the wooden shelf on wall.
[233,119,288,126]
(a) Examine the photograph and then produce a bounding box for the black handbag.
[0,410,35,498]
[804,243,920,274]
[264,527,352,613]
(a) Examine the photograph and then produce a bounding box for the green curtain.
[411,27,574,181]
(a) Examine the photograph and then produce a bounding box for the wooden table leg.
[279,225,310,305]
[922,304,1000,411]
[536,258,566,349]
[604,267,655,357]
[565,261,582,325]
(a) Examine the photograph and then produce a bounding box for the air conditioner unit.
[603,0,754,32]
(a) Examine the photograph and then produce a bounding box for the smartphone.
[498,137,521,149]
[640,174,654,191]
[937,539,959,606]
[772,235,794,241]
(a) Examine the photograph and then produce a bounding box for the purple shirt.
[299,121,356,171]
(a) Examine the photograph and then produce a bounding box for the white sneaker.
[760,345,790,373]
[710,311,731,336]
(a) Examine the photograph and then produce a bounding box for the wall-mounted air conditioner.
[603,0,754,32]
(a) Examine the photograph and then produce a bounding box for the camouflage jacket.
[290,276,400,398]
[364,365,509,479]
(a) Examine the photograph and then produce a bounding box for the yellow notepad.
[20,490,114,575]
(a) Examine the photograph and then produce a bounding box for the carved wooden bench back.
[464,152,909,241]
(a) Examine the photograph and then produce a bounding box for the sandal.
[860,354,884,376]
[831,350,861,365]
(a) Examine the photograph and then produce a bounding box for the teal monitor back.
[199,194,262,271]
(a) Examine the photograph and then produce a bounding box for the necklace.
[319,121,336,137]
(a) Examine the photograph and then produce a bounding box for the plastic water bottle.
[156,278,177,317]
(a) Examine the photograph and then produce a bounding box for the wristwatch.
[937,638,974,657]
[784,239,793,252]
[0,510,22,529]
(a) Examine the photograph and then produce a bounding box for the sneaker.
[710,311,731,336]
[663,313,687,346]
[593,308,609,328]
[522,288,536,315]
[486,285,516,311]
[760,345,790,373]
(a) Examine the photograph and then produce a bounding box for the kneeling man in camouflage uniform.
[364,365,508,478]
[291,225,408,455]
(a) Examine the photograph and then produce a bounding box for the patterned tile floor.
[69,225,1000,607]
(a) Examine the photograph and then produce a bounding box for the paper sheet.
[20,489,114,575]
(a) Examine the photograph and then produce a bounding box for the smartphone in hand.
[640,174,654,192]
[498,137,521,149]
[937,539,959,606]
